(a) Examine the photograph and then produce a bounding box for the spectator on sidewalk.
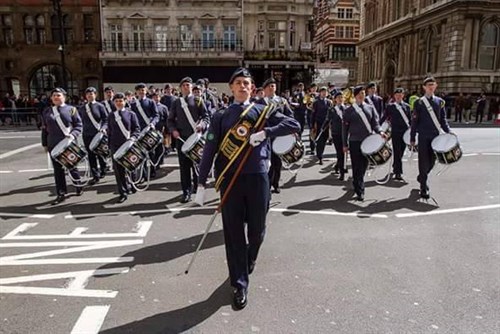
[475,93,487,124]
[488,96,500,121]
[463,94,473,124]
[455,92,464,123]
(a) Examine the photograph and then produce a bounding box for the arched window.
[29,64,76,98]
[24,15,34,44]
[478,22,499,70]
[425,29,435,73]
[36,15,46,44]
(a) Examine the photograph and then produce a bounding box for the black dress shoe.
[76,187,84,196]
[248,261,256,275]
[117,195,128,203]
[338,174,345,181]
[180,193,191,203]
[100,171,107,178]
[318,159,323,165]
[394,174,403,181]
[356,193,364,201]
[51,194,66,205]
[88,177,99,186]
[420,190,430,199]
[233,288,248,310]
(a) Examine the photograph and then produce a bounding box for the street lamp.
[52,0,67,90]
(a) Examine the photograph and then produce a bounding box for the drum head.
[431,133,458,153]
[90,132,104,151]
[50,137,72,158]
[113,140,134,160]
[403,129,418,146]
[360,134,384,154]
[272,135,295,154]
[381,121,391,132]
[181,133,201,153]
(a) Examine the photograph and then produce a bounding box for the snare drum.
[137,127,163,152]
[272,134,305,165]
[89,132,110,157]
[431,133,462,164]
[113,139,147,172]
[360,134,392,165]
[50,138,87,169]
[181,133,206,164]
[403,128,418,152]
[380,121,392,140]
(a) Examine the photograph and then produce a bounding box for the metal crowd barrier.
[0,108,41,128]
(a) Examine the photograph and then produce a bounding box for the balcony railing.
[244,50,315,62]
[101,38,244,54]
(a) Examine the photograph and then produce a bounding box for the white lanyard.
[85,103,100,130]
[114,110,130,139]
[395,103,409,127]
[135,99,151,125]
[421,97,444,134]
[104,100,113,114]
[366,96,375,107]
[180,96,197,132]
[52,106,70,136]
[334,105,343,119]
[353,103,372,133]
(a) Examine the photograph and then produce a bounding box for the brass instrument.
[303,93,315,109]
[342,87,356,105]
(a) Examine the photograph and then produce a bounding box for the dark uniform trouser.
[220,173,270,290]
[315,123,329,160]
[417,136,436,192]
[112,159,128,196]
[294,109,306,135]
[83,136,107,178]
[332,134,345,172]
[392,131,406,175]
[176,139,197,195]
[51,157,80,196]
[268,152,282,189]
[454,107,463,122]
[349,140,368,196]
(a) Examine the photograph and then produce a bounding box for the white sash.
[334,105,343,119]
[85,103,101,130]
[114,110,130,139]
[366,96,375,107]
[353,103,372,133]
[52,106,71,136]
[135,99,151,125]
[180,96,197,132]
[395,103,410,127]
[104,100,113,114]
[421,97,444,134]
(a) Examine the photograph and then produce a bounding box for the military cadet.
[151,92,168,167]
[160,84,177,111]
[102,86,116,114]
[292,82,307,135]
[410,77,452,199]
[41,88,83,205]
[196,78,218,115]
[252,87,265,102]
[365,82,385,121]
[167,77,210,203]
[311,86,333,165]
[124,90,135,109]
[385,87,411,181]
[108,93,141,203]
[193,84,214,115]
[307,84,319,155]
[79,87,108,184]
[342,85,386,201]
[195,67,300,310]
[329,90,347,180]
[263,77,295,193]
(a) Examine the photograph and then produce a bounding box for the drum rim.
[51,137,73,157]
[114,139,135,159]
[403,129,418,145]
[272,134,296,154]
[431,133,458,152]
[361,134,386,154]
[90,132,105,150]
[182,133,202,152]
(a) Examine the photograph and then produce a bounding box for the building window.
[331,45,356,60]
[425,30,435,72]
[268,21,287,49]
[258,20,264,31]
[36,15,46,44]
[338,8,345,19]
[290,21,296,50]
[223,25,236,51]
[51,14,72,44]
[1,14,14,46]
[345,26,354,39]
[335,26,344,38]
[24,15,35,45]
[346,8,353,19]
[478,23,499,70]
[202,24,215,49]
[179,24,192,50]
[109,24,123,51]
[83,14,94,42]
[132,24,145,51]
[155,25,167,51]
[29,64,76,97]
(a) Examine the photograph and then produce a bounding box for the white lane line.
[482,152,500,156]
[0,213,54,219]
[463,153,478,157]
[18,168,52,172]
[0,170,13,174]
[0,143,41,160]
[0,257,133,265]
[396,204,500,218]
[71,305,110,334]
[0,136,40,139]
[270,208,388,218]
[0,286,118,298]
[159,163,180,168]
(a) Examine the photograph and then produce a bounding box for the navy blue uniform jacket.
[342,103,381,146]
[410,96,450,141]
[41,104,82,150]
[107,109,141,152]
[385,101,411,133]
[78,101,108,138]
[131,97,159,129]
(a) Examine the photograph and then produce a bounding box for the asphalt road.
[0,127,499,334]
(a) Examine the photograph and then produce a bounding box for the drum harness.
[52,106,91,186]
[354,103,392,185]
[395,103,417,167]
[135,100,167,170]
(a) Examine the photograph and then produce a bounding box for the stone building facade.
[313,0,361,87]
[358,0,500,96]
[0,0,102,98]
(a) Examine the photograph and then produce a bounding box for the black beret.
[319,86,328,92]
[192,85,201,91]
[85,87,97,94]
[353,85,365,96]
[104,86,114,92]
[164,84,172,89]
[262,77,276,88]
[229,67,252,84]
[196,79,206,86]
[333,90,343,98]
[255,87,263,93]
[51,87,67,95]
[135,83,147,90]
[423,76,436,85]
[366,82,377,89]
[124,90,133,96]
[150,91,159,97]
[113,92,125,100]
[310,83,317,88]
[180,77,193,85]
[394,87,405,94]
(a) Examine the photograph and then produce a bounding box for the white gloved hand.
[194,185,206,206]
[249,130,267,147]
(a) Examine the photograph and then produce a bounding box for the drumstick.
[47,152,53,170]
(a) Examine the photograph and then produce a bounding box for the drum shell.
[138,128,163,152]
[431,134,462,164]
[272,134,304,165]
[403,129,418,152]
[90,132,110,157]
[361,134,392,165]
[51,138,86,169]
[380,121,392,140]
[113,140,147,172]
[181,134,206,164]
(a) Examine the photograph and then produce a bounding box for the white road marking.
[482,152,500,156]
[396,204,500,218]
[0,213,55,219]
[462,153,478,157]
[0,257,133,266]
[18,168,52,172]
[0,285,118,298]
[71,305,110,334]
[159,163,180,168]
[0,136,40,139]
[0,171,13,174]
[0,143,41,160]
[270,208,388,218]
